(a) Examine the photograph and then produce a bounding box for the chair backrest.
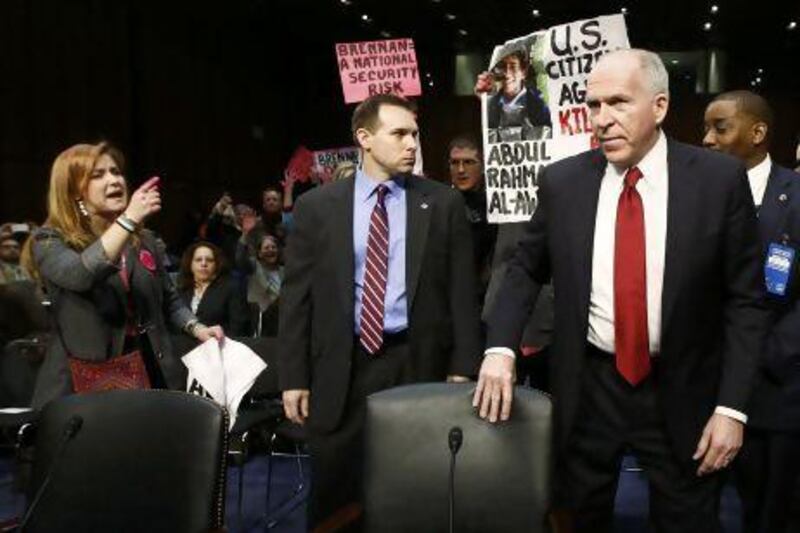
[0,281,49,343]
[25,390,228,533]
[0,336,46,407]
[363,383,553,533]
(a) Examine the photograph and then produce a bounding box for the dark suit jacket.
[749,163,800,431]
[179,275,250,337]
[487,139,768,461]
[278,176,482,433]
[31,229,195,409]
[483,222,554,350]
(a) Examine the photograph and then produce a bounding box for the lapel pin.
[779,193,788,203]
[420,202,429,209]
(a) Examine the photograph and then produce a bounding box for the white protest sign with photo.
[482,14,630,224]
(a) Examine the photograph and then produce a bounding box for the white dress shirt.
[487,130,747,423]
[587,131,668,354]
[747,154,772,207]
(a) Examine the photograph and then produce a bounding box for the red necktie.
[614,166,651,385]
[360,185,389,354]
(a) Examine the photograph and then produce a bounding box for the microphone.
[448,427,463,454]
[448,427,463,533]
[19,415,84,532]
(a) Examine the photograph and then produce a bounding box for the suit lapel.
[575,152,605,318]
[195,279,213,318]
[107,253,127,296]
[758,165,792,246]
[405,176,431,310]
[660,141,696,336]
[333,179,356,317]
[106,247,136,357]
[124,246,137,290]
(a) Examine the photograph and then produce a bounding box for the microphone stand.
[448,426,463,533]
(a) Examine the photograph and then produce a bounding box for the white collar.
[747,153,772,182]
[607,129,668,192]
[746,154,772,207]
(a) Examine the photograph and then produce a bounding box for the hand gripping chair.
[363,383,553,533]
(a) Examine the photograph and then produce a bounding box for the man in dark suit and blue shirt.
[704,90,800,533]
[473,49,768,531]
[278,94,481,529]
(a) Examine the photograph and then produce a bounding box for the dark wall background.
[1,0,797,247]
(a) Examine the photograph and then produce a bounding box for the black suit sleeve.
[445,190,483,377]
[226,279,251,337]
[234,239,255,275]
[718,165,769,412]
[485,168,552,350]
[277,194,316,390]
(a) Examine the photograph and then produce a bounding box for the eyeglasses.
[448,159,480,168]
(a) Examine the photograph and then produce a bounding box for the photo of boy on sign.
[487,43,552,143]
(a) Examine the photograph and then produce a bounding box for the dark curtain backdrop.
[1,0,797,248]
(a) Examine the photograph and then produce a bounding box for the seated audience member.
[0,225,32,284]
[24,142,223,408]
[703,90,800,533]
[177,241,250,337]
[236,231,283,337]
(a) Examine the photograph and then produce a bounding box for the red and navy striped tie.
[360,184,390,354]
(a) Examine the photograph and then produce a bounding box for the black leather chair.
[0,282,49,446]
[22,390,228,533]
[0,337,46,409]
[1,336,45,488]
[363,383,553,533]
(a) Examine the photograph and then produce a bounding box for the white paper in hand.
[182,338,267,429]
[183,339,226,403]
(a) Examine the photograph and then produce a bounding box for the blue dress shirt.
[353,169,408,335]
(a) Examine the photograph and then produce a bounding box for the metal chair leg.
[237,461,244,526]
[265,442,309,529]
[234,430,249,529]
[264,432,275,523]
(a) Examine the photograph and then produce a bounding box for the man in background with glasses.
[447,137,496,309]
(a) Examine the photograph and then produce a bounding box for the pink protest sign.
[335,38,422,104]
